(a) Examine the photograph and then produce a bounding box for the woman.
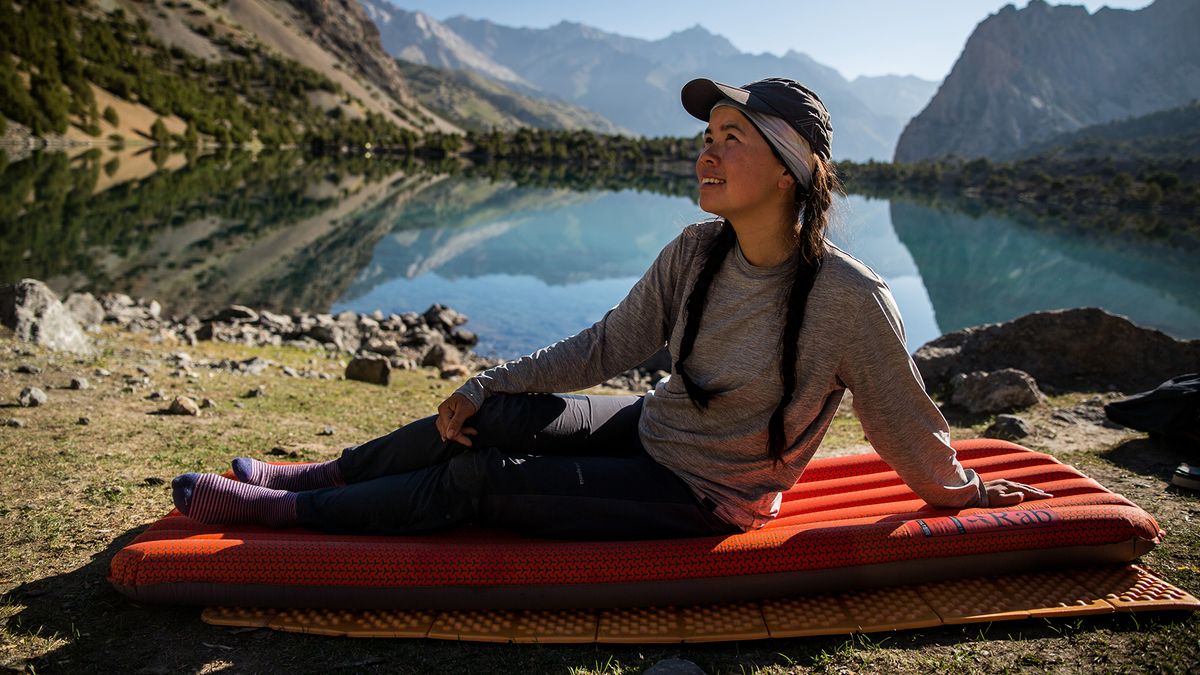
[172,77,1049,538]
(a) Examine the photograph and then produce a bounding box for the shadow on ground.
[1101,436,1195,486]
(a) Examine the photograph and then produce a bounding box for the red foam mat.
[109,440,1162,609]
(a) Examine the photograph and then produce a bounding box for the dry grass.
[0,328,1197,674]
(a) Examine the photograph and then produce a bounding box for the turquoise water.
[5,151,1195,360]
[329,178,1200,358]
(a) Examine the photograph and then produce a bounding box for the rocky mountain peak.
[288,0,429,123]
[359,0,530,87]
[894,0,1200,161]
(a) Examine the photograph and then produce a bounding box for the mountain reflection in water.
[3,150,1196,360]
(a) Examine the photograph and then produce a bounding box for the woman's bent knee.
[468,393,572,450]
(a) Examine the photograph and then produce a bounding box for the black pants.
[294,393,738,539]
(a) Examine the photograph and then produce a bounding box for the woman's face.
[696,106,793,223]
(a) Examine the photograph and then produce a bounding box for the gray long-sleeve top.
[455,219,985,530]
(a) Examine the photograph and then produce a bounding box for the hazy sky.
[386,0,1154,82]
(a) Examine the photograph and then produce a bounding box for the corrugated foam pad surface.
[199,564,1198,642]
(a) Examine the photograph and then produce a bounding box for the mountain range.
[360,0,939,161]
[5,0,1196,167]
[896,0,1200,161]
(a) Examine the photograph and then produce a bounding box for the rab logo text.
[909,509,1059,537]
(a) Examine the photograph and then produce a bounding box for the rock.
[363,337,399,356]
[167,396,200,416]
[243,385,266,398]
[5,418,27,428]
[257,310,295,334]
[949,369,1044,414]
[200,398,216,409]
[77,416,90,425]
[166,352,192,367]
[146,390,166,401]
[281,365,300,377]
[64,292,105,329]
[98,293,145,326]
[211,305,259,324]
[69,377,89,390]
[440,364,471,379]
[306,323,359,353]
[915,308,1200,394]
[18,387,47,407]
[423,303,468,332]
[0,279,95,355]
[94,368,111,377]
[404,325,443,348]
[1051,410,1080,426]
[449,327,478,346]
[318,426,335,436]
[346,354,391,386]
[240,357,271,376]
[142,477,165,487]
[389,357,418,370]
[421,342,461,369]
[15,364,41,374]
[983,414,1034,441]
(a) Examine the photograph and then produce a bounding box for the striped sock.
[172,473,298,528]
[231,457,345,491]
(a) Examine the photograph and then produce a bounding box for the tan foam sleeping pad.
[201,563,1197,643]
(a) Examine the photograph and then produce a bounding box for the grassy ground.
[0,327,1197,674]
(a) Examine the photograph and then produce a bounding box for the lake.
[3,150,1197,359]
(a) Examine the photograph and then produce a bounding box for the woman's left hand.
[983,479,1053,507]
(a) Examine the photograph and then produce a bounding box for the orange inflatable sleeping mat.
[108,440,1162,609]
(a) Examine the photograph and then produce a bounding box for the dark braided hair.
[676,155,844,465]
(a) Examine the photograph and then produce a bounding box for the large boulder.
[63,292,105,330]
[346,354,391,385]
[949,369,1044,414]
[914,308,1200,394]
[0,280,94,355]
[421,342,462,370]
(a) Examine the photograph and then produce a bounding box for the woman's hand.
[436,393,479,446]
[983,478,1052,507]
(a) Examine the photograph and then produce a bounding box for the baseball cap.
[681,77,833,161]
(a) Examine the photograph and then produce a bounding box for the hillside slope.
[0,0,457,147]
[394,60,626,133]
[1009,101,1200,161]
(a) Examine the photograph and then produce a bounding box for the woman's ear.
[777,170,795,191]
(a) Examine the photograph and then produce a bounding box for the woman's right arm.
[450,228,692,412]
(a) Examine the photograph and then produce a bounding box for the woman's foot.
[172,473,298,527]
[231,457,345,491]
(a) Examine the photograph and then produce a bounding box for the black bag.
[1105,373,1200,453]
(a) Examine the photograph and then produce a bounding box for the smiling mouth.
[699,177,725,185]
